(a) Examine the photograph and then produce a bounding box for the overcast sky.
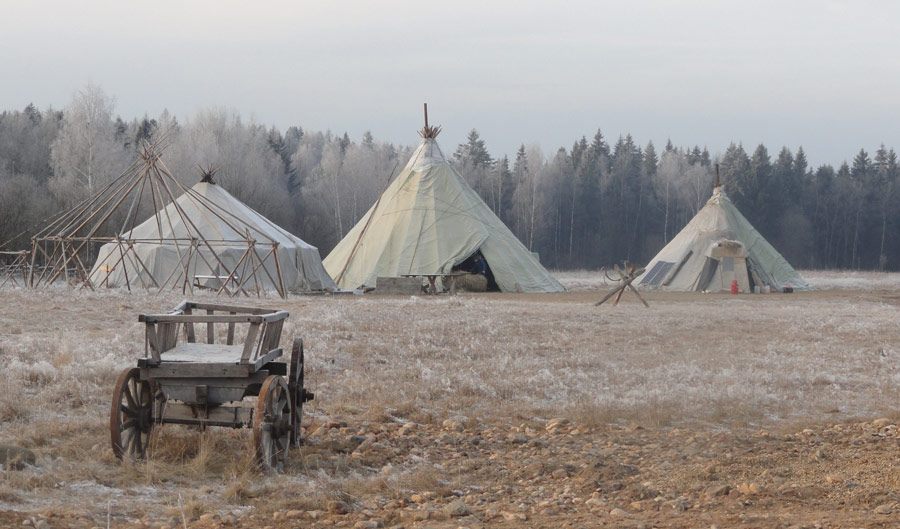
[1,0,897,166]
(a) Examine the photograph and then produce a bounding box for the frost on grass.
[0,274,899,518]
[802,269,900,290]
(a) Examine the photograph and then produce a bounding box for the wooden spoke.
[110,368,156,461]
[254,375,291,472]
[288,337,310,448]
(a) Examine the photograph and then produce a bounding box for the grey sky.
[2,0,897,166]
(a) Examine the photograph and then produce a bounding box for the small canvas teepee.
[30,140,335,296]
[639,183,809,292]
[323,109,563,293]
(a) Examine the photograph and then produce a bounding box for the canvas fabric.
[88,182,336,292]
[639,187,809,291]
[323,139,564,293]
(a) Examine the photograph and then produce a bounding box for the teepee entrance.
[694,240,750,292]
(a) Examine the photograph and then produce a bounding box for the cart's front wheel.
[110,368,154,461]
[254,375,291,472]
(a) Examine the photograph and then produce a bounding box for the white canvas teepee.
[89,180,336,294]
[639,185,809,292]
[323,125,563,293]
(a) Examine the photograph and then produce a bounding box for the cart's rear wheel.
[254,375,291,472]
[288,337,307,447]
[110,368,154,461]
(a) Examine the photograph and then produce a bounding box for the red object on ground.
[730,279,739,294]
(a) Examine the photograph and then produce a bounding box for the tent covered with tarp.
[638,185,809,292]
[89,180,336,294]
[28,139,335,296]
[323,123,563,293]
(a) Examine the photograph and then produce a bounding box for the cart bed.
[159,343,244,363]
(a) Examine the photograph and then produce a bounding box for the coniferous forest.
[1,87,897,271]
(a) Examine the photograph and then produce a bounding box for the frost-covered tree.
[49,85,130,204]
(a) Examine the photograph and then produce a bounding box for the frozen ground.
[0,272,898,527]
[555,268,900,292]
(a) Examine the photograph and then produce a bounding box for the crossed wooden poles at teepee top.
[595,261,650,308]
[24,137,290,298]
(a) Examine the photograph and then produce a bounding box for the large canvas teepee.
[639,184,809,292]
[29,141,335,296]
[323,114,564,293]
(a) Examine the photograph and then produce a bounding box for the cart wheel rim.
[289,338,305,447]
[110,367,154,461]
[254,375,291,472]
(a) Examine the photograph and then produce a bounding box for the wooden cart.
[110,301,313,472]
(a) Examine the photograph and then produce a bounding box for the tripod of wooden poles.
[595,261,650,308]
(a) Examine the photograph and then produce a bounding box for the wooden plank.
[206,309,214,344]
[158,343,245,363]
[139,362,252,378]
[187,302,284,315]
[145,324,161,362]
[242,322,260,363]
[251,348,283,372]
[161,402,253,428]
[227,312,235,345]
[140,314,270,324]
[184,307,196,343]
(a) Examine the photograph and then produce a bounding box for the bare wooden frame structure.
[26,139,291,297]
[595,261,650,308]
[0,250,30,288]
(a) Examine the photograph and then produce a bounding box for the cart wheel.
[288,337,307,447]
[110,368,154,461]
[254,375,291,472]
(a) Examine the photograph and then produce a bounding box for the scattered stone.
[445,500,471,517]
[609,508,629,517]
[874,503,894,515]
[442,419,465,432]
[706,484,731,498]
[545,418,570,432]
[354,521,383,529]
[508,433,528,444]
[585,497,605,509]
[872,418,891,428]
[328,500,350,515]
[410,493,432,504]
[670,497,690,512]
[501,511,527,522]
[736,482,760,495]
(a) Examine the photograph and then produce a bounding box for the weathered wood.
[138,313,287,324]
[206,309,215,344]
[184,307,196,343]
[251,348,283,372]
[159,402,253,428]
[159,343,245,363]
[595,262,650,308]
[227,312,235,345]
[242,322,261,363]
[138,362,253,378]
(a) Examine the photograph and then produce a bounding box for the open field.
[0,271,898,528]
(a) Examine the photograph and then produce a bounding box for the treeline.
[1,86,898,271]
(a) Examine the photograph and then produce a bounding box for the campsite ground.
[0,271,898,528]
